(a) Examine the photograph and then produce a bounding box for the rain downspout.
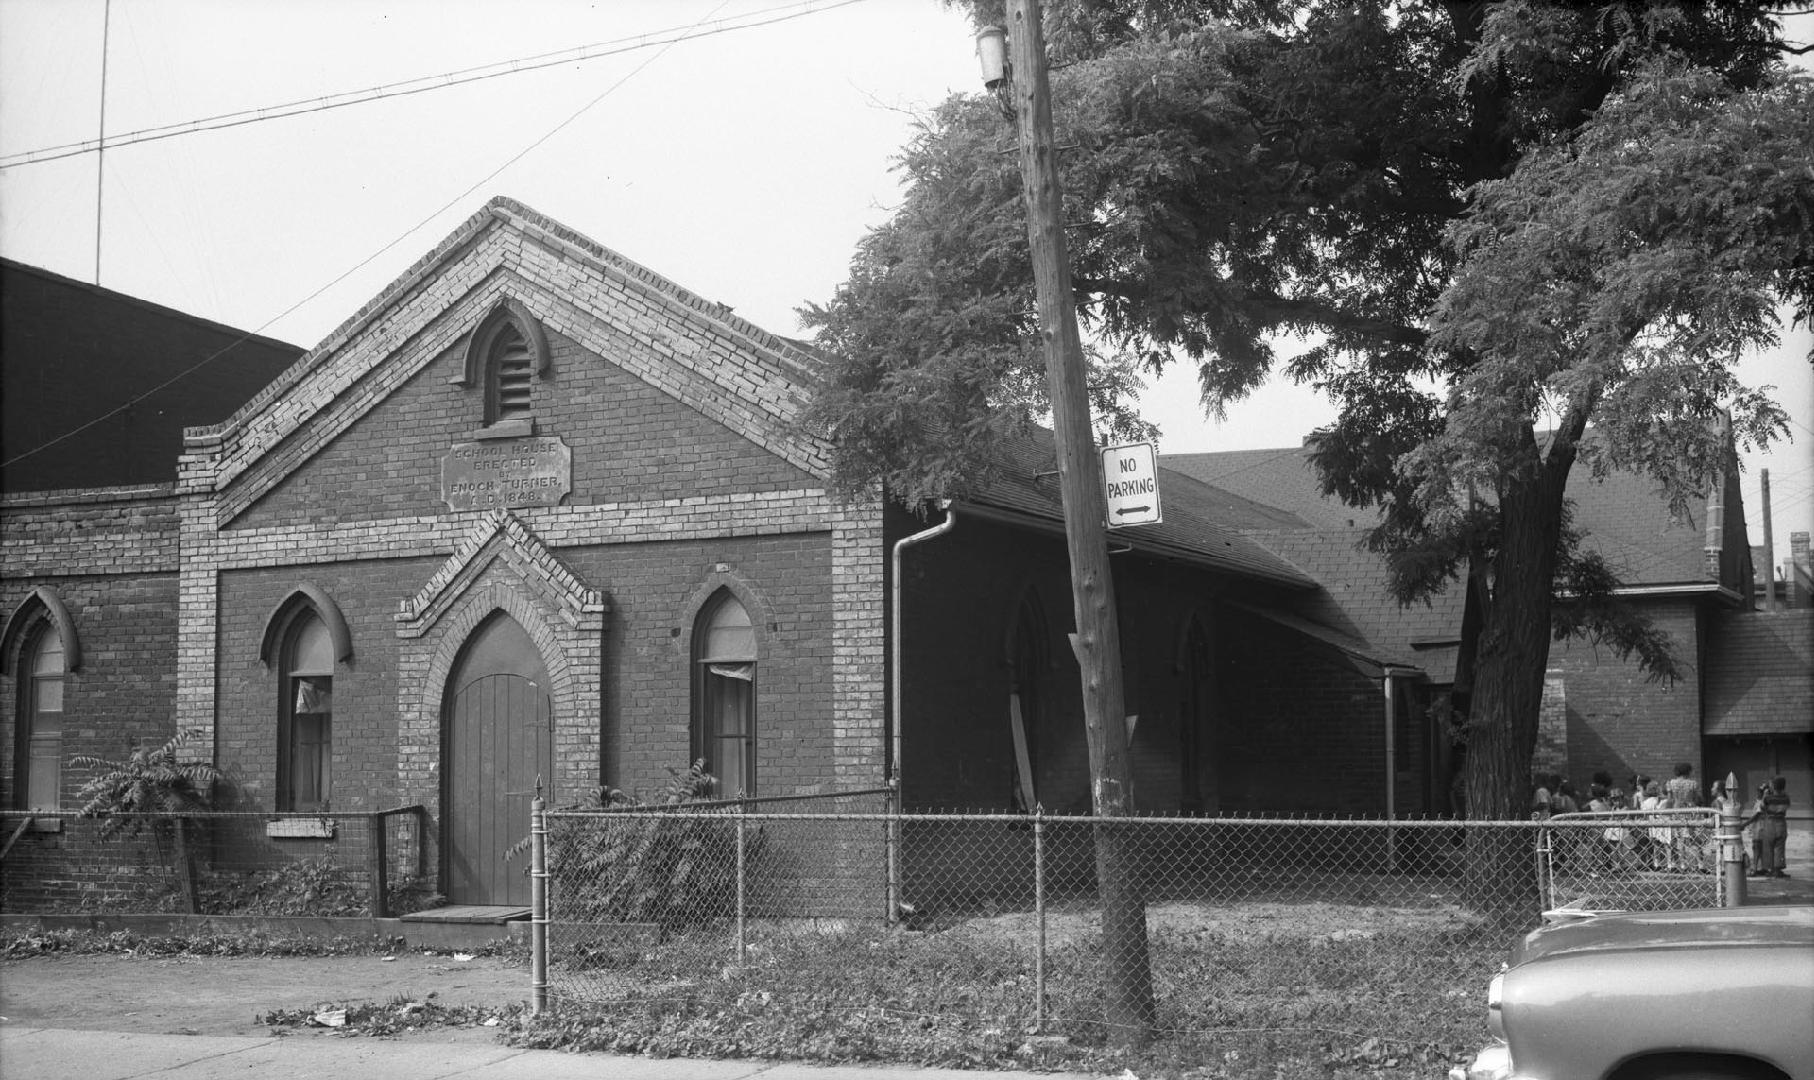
[890,499,956,789]
[1383,671,1396,823]
[1383,670,1397,873]
[887,500,955,923]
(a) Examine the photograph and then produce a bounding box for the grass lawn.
[519,897,1504,1079]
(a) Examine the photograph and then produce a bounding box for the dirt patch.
[0,952,528,1037]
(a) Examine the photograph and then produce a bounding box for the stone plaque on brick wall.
[442,436,571,511]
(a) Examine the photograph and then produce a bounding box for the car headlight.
[1486,972,1505,1040]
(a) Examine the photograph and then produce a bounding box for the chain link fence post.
[1721,773,1746,907]
[531,791,548,1016]
[1535,824,1553,911]
[735,799,748,967]
[367,811,388,918]
[885,777,901,925]
[1033,802,1046,1033]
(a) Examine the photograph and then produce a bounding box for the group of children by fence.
[1533,763,1794,879]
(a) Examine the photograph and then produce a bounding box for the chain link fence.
[0,807,430,917]
[1542,808,1726,912]
[531,797,1728,1058]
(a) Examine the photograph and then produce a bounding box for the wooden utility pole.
[1000,0,1155,1043]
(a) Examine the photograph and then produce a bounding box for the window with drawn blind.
[18,624,65,813]
[280,613,333,812]
[694,593,756,798]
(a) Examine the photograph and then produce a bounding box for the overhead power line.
[4,0,757,470]
[0,0,866,169]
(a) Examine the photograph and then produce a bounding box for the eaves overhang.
[947,498,1319,591]
[1599,582,1746,605]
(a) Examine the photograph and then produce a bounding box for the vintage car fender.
[1454,906,1814,1080]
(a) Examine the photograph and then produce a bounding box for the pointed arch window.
[457,298,550,437]
[18,624,66,813]
[1008,591,1049,813]
[281,613,334,812]
[1178,615,1213,813]
[4,588,79,815]
[693,592,756,797]
[261,586,350,813]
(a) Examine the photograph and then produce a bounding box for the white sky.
[2,0,1809,548]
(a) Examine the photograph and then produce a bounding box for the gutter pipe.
[890,500,957,786]
[887,500,956,923]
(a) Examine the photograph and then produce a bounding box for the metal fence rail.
[0,807,428,917]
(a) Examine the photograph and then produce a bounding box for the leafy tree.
[71,728,224,913]
[803,1,1812,913]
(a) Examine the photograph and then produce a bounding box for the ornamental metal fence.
[528,796,1728,1058]
[0,807,429,917]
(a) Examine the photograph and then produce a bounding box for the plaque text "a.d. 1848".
[442,436,571,511]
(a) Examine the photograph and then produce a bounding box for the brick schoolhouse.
[4,198,1805,913]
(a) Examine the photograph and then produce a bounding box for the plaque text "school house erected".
[441,436,572,511]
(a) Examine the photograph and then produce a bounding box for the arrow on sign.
[1114,505,1151,517]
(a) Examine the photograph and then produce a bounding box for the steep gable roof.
[2,259,301,492]
[1164,447,1359,529]
[1163,439,1723,589]
[1242,527,1465,682]
[183,197,832,517]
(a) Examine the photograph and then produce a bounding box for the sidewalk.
[0,1026,1103,1080]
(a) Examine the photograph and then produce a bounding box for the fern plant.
[71,728,222,833]
[70,728,223,912]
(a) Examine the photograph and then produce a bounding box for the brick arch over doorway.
[394,569,604,888]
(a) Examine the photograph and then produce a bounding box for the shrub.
[70,729,223,913]
[518,760,756,931]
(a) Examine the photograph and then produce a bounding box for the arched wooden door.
[443,614,552,906]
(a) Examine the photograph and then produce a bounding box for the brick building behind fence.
[3,201,1807,920]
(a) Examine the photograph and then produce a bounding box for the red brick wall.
[1552,597,1704,790]
[565,534,835,800]
[212,533,835,809]
[1213,612,1390,815]
[215,561,427,813]
[230,330,815,531]
[0,573,180,813]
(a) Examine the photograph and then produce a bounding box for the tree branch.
[1070,277,1429,347]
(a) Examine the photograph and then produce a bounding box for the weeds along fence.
[531,799,1726,1050]
[0,807,429,917]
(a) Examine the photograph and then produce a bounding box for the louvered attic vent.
[458,298,549,437]
[493,332,534,421]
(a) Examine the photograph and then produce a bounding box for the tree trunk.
[1461,452,1575,920]
[170,819,202,915]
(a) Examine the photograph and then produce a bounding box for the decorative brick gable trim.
[185,198,833,527]
[395,511,607,639]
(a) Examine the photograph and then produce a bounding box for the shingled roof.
[1164,441,1720,589]
[2,259,302,492]
[958,429,1318,590]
